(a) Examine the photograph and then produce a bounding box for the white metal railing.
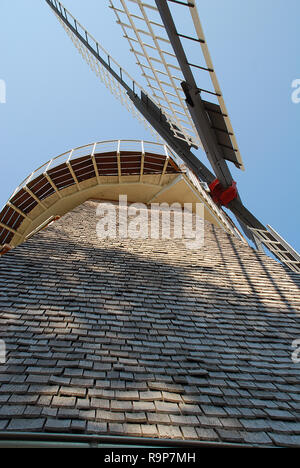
[8,140,181,200]
[2,138,240,241]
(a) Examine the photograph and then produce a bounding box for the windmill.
[1,1,300,449]
[1,0,299,272]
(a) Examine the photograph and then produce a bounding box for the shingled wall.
[0,200,300,447]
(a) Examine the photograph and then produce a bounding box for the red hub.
[209,179,238,206]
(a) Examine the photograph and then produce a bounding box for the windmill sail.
[109,0,202,150]
[46,0,203,150]
[109,0,244,171]
[45,0,215,183]
[44,0,300,273]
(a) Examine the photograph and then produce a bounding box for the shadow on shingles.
[0,221,299,441]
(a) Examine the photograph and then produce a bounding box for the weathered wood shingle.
[0,200,299,447]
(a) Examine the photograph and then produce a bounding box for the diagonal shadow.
[0,209,299,444]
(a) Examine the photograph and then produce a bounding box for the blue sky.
[0,0,299,251]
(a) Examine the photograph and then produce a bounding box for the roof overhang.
[0,140,243,251]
